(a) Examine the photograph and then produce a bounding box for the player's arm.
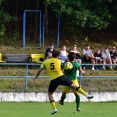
[33,64,45,81]
[78,66,85,87]
[33,68,43,81]
[61,63,65,73]
[79,68,85,74]
[61,69,64,73]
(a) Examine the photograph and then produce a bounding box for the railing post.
[24,64,28,91]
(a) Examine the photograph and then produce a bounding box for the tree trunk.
[44,0,48,38]
[15,0,18,29]
[35,0,39,39]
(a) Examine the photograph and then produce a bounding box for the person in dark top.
[110,46,117,70]
[94,49,102,70]
[71,44,82,64]
[45,43,55,59]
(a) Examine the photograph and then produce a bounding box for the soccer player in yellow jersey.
[33,51,94,115]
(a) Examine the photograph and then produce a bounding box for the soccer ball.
[64,62,73,70]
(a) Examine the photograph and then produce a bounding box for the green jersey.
[62,61,81,80]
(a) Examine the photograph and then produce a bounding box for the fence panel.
[0,63,117,90]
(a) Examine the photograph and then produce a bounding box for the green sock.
[60,94,66,103]
[76,95,80,109]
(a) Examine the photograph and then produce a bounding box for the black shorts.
[76,54,81,59]
[82,56,91,63]
[48,75,73,92]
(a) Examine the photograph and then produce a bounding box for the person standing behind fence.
[82,44,95,70]
[110,46,117,70]
[101,47,113,70]
[45,43,55,59]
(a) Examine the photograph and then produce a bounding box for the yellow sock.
[77,88,87,96]
[50,101,56,109]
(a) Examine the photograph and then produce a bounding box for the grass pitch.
[0,102,116,117]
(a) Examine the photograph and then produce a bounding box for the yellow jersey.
[40,58,63,80]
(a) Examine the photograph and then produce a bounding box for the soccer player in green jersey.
[33,51,93,115]
[59,52,85,111]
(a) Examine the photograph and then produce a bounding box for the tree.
[46,0,117,30]
[0,0,12,36]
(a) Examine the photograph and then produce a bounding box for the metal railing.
[0,63,44,90]
[0,63,117,90]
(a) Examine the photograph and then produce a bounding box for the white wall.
[0,92,117,102]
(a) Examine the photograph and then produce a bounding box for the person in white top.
[82,44,95,70]
[60,46,68,63]
[70,44,82,64]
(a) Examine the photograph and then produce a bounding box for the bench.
[0,53,6,62]
[4,54,31,63]
[31,54,45,63]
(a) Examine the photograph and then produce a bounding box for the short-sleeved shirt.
[82,49,93,56]
[41,58,63,80]
[101,51,110,59]
[62,61,81,80]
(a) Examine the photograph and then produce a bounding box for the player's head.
[52,51,60,58]
[68,52,76,61]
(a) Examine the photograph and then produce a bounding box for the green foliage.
[0,0,2,5]
[0,6,12,37]
[47,0,117,30]
[0,24,6,36]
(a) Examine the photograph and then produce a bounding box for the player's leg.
[59,92,66,105]
[73,92,81,111]
[48,79,59,115]
[75,94,81,111]
[71,84,87,96]
[72,80,81,111]
[59,86,70,105]
[48,92,57,114]
[60,75,94,99]
[71,84,93,99]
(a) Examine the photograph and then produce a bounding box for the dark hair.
[50,43,54,46]
[86,44,90,47]
[105,47,108,50]
[52,51,60,57]
[68,52,76,61]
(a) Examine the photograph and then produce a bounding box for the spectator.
[59,46,68,63]
[71,44,82,83]
[71,44,82,64]
[110,46,117,70]
[94,49,103,70]
[101,47,113,70]
[45,43,55,59]
[82,44,95,70]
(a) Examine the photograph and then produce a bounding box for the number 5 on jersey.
[50,63,55,70]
